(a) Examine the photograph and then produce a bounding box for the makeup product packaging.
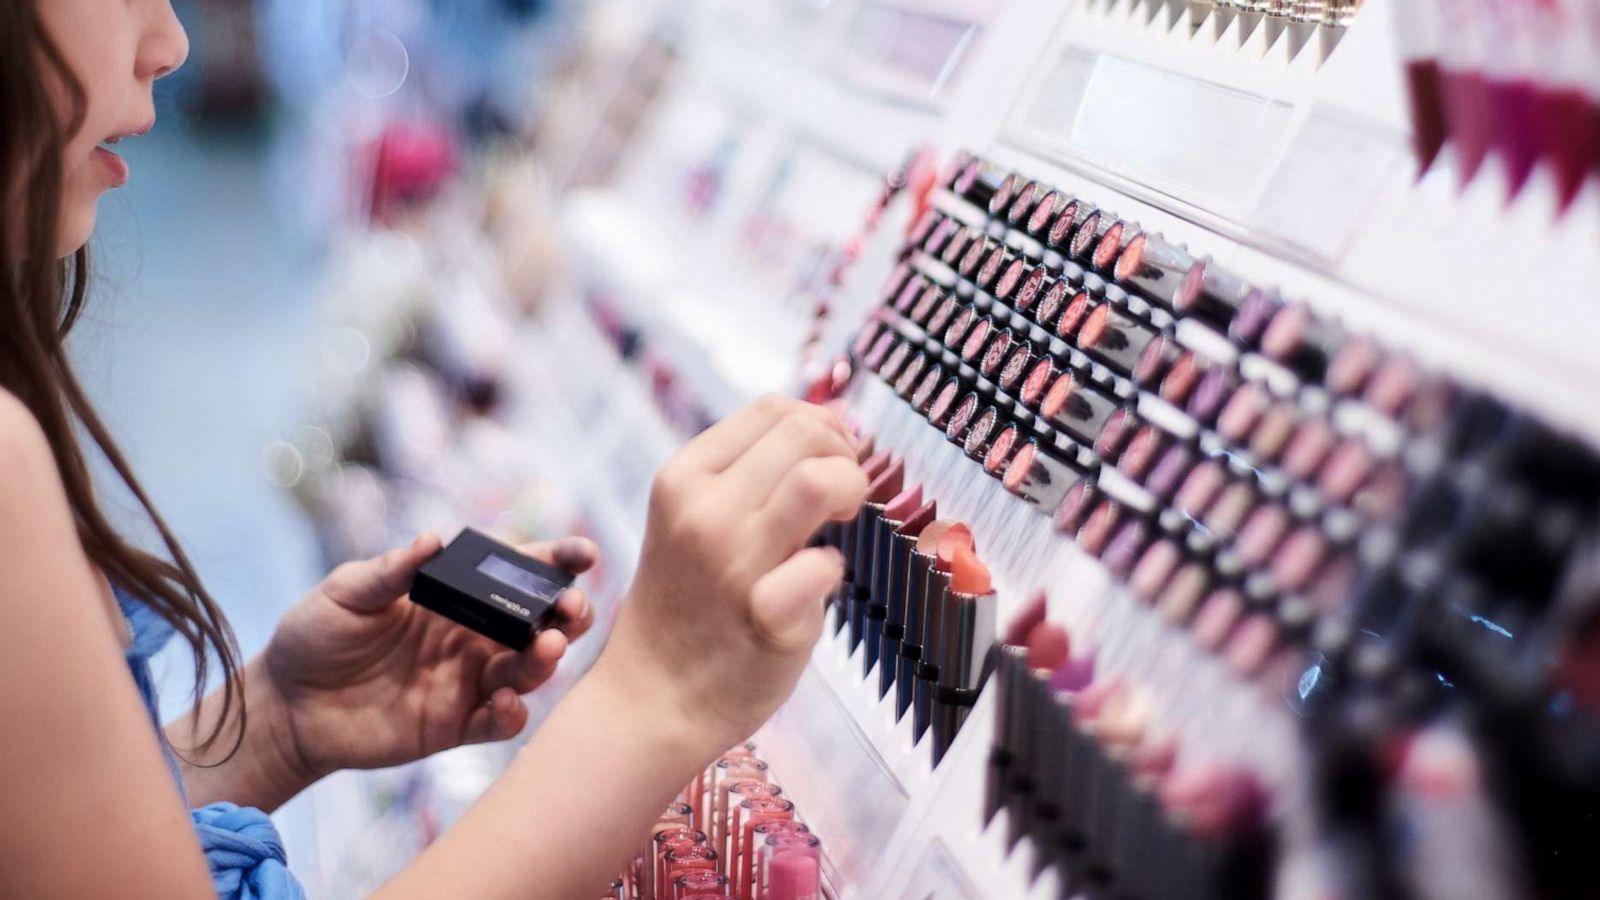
[931,546,996,764]
[409,528,574,650]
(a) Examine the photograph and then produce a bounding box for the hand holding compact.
[263,534,598,778]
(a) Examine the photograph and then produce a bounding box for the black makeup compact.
[410,529,573,649]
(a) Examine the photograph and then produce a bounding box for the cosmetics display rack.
[539,0,1600,896]
[280,0,1600,894]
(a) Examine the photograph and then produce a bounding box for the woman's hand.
[262,535,598,779]
[592,395,868,750]
[381,395,869,899]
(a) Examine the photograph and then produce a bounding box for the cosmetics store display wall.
[282,0,1600,896]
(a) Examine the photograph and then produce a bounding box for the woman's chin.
[54,204,97,258]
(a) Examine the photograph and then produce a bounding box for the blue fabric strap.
[190,803,306,900]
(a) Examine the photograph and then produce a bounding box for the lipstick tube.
[1004,441,1088,513]
[987,645,1030,824]
[931,551,997,765]
[911,575,951,744]
[1004,668,1052,850]
[1173,259,1254,333]
[836,450,890,637]
[1040,370,1117,447]
[1112,233,1197,309]
[1047,198,1098,254]
[895,531,940,720]
[1067,210,1115,263]
[876,496,933,698]
[1078,302,1159,377]
[850,459,903,657]
[952,155,1004,210]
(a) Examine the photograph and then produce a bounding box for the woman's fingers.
[550,588,594,640]
[461,687,527,744]
[674,395,851,476]
[748,546,846,652]
[718,408,857,509]
[480,626,569,696]
[319,533,443,613]
[513,537,600,575]
[756,456,869,561]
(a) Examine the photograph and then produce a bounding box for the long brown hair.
[2,0,243,754]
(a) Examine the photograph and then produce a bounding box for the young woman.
[0,0,869,896]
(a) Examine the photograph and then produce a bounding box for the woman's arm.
[0,393,213,898]
[379,396,866,898]
[163,656,315,813]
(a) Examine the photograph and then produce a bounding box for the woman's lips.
[93,146,129,187]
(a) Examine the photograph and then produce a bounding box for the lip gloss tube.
[671,870,730,899]
[721,781,782,870]
[602,877,625,899]
[734,797,796,896]
[760,833,823,900]
[880,498,937,698]
[639,799,696,896]
[653,827,708,900]
[931,546,997,765]
[851,458,905,658]
[664,845,719,886]
[710,759,768,864]
[746,821,811,899]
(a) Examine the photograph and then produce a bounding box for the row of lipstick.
[924,160,1440,437]
[867,260,1417,518]
[820,440,1000,765]
[854,348,1331,702]
[617,743,823,900]
[987,609,1274,900]
[1394,0,1600,207]
[857,297,1391,614]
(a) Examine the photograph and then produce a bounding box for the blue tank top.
[117,590,306,900]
